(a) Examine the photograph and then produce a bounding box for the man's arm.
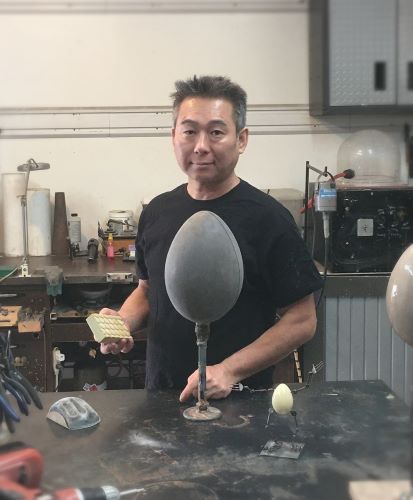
[100,279,150,355]
[179,293,317,401]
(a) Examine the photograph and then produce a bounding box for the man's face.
[172,97,248,186]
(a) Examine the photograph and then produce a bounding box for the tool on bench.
[0,332,43,433]
[0,442,143,499]
[231,361,325,394]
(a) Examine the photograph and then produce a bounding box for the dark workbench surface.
[0,255,137,284]
[8,380,410,499]
[0,256,391,290]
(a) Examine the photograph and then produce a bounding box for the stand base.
[19,263,29,277]
[183,405,222,421]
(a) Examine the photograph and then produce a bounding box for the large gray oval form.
[386,243,413,346]
[165,211,244,324]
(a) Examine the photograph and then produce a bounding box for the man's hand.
[99,308,134,355]
[179,364,235,402]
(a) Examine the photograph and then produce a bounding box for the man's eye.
[211,130,224,136]
[183,130,195,135]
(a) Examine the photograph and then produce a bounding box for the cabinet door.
[328,0,397,106]
[398,0,413,105]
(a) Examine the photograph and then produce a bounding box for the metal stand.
[16,159,50,277]
[19,167,31,277]
[303,161,330,245]
[183,322,222,421]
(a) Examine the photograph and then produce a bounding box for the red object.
[0,444,43,499]
[0,443,123,499]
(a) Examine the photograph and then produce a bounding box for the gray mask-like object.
[165,210,244,324]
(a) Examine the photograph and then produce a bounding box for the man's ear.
[238,127,249,154]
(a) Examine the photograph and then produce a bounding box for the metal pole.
[195,322,210,411]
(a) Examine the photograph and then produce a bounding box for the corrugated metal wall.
[325,296,413,405]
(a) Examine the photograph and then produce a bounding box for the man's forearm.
[118,281,150,333]
[220,294,317,382]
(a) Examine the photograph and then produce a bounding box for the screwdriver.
[38,486,144,500]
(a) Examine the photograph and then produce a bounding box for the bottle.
[68,213,81,244]
[107,233,115,259]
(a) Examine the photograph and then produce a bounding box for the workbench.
[0,256,139,391]
[9,380,410,500]
[1,255,412,406]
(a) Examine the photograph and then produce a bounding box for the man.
[101,75,323,402]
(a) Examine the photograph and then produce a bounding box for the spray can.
[107,232,115,259]
[68,213,81,244]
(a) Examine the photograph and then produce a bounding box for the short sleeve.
[135,208,149,280]
[261,218,322,308]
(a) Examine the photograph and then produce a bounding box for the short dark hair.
[171,75,247,134]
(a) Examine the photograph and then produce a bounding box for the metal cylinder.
[52,192,69,256]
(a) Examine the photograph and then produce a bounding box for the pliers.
[2,378,29,415]
[0,331,43,433]
[0,333,42,409]
[0,378,20,433]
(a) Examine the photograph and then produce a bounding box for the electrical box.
[312,186,413,272]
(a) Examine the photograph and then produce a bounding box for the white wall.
[0,12,308,107]
[0,5,410,252]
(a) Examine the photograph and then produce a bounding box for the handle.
[408,61,413,91]
[374,61,386,91]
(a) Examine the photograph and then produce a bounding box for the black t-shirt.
[136,179,323,390]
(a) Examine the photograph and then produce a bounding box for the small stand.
[262,409,304,459]
[18,167,31,277]
[183,323,221,421]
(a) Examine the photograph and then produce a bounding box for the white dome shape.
[337,129,400,186]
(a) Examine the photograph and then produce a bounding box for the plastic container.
[108,210,135,233]
[68,213,81,244]
[107,233,115,259]
[337,129,401,186]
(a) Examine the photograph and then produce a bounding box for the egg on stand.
[164,210,244,421]
[260,359,324,459]
[260,382,305,459]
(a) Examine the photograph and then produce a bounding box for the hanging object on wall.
[1,173,25,256]
[27,188,51,256]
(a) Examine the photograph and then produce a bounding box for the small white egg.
[272,383,294,415]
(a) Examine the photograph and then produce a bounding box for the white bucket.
[28,188,51,256]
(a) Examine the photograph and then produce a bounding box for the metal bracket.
[20,262,29,277]
[106,272,133,283]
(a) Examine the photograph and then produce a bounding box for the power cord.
[0,262,23,283]
[313,171,337,309]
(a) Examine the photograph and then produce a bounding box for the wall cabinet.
[310,0,413,115]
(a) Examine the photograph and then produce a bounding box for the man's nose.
[194,132,210,154]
